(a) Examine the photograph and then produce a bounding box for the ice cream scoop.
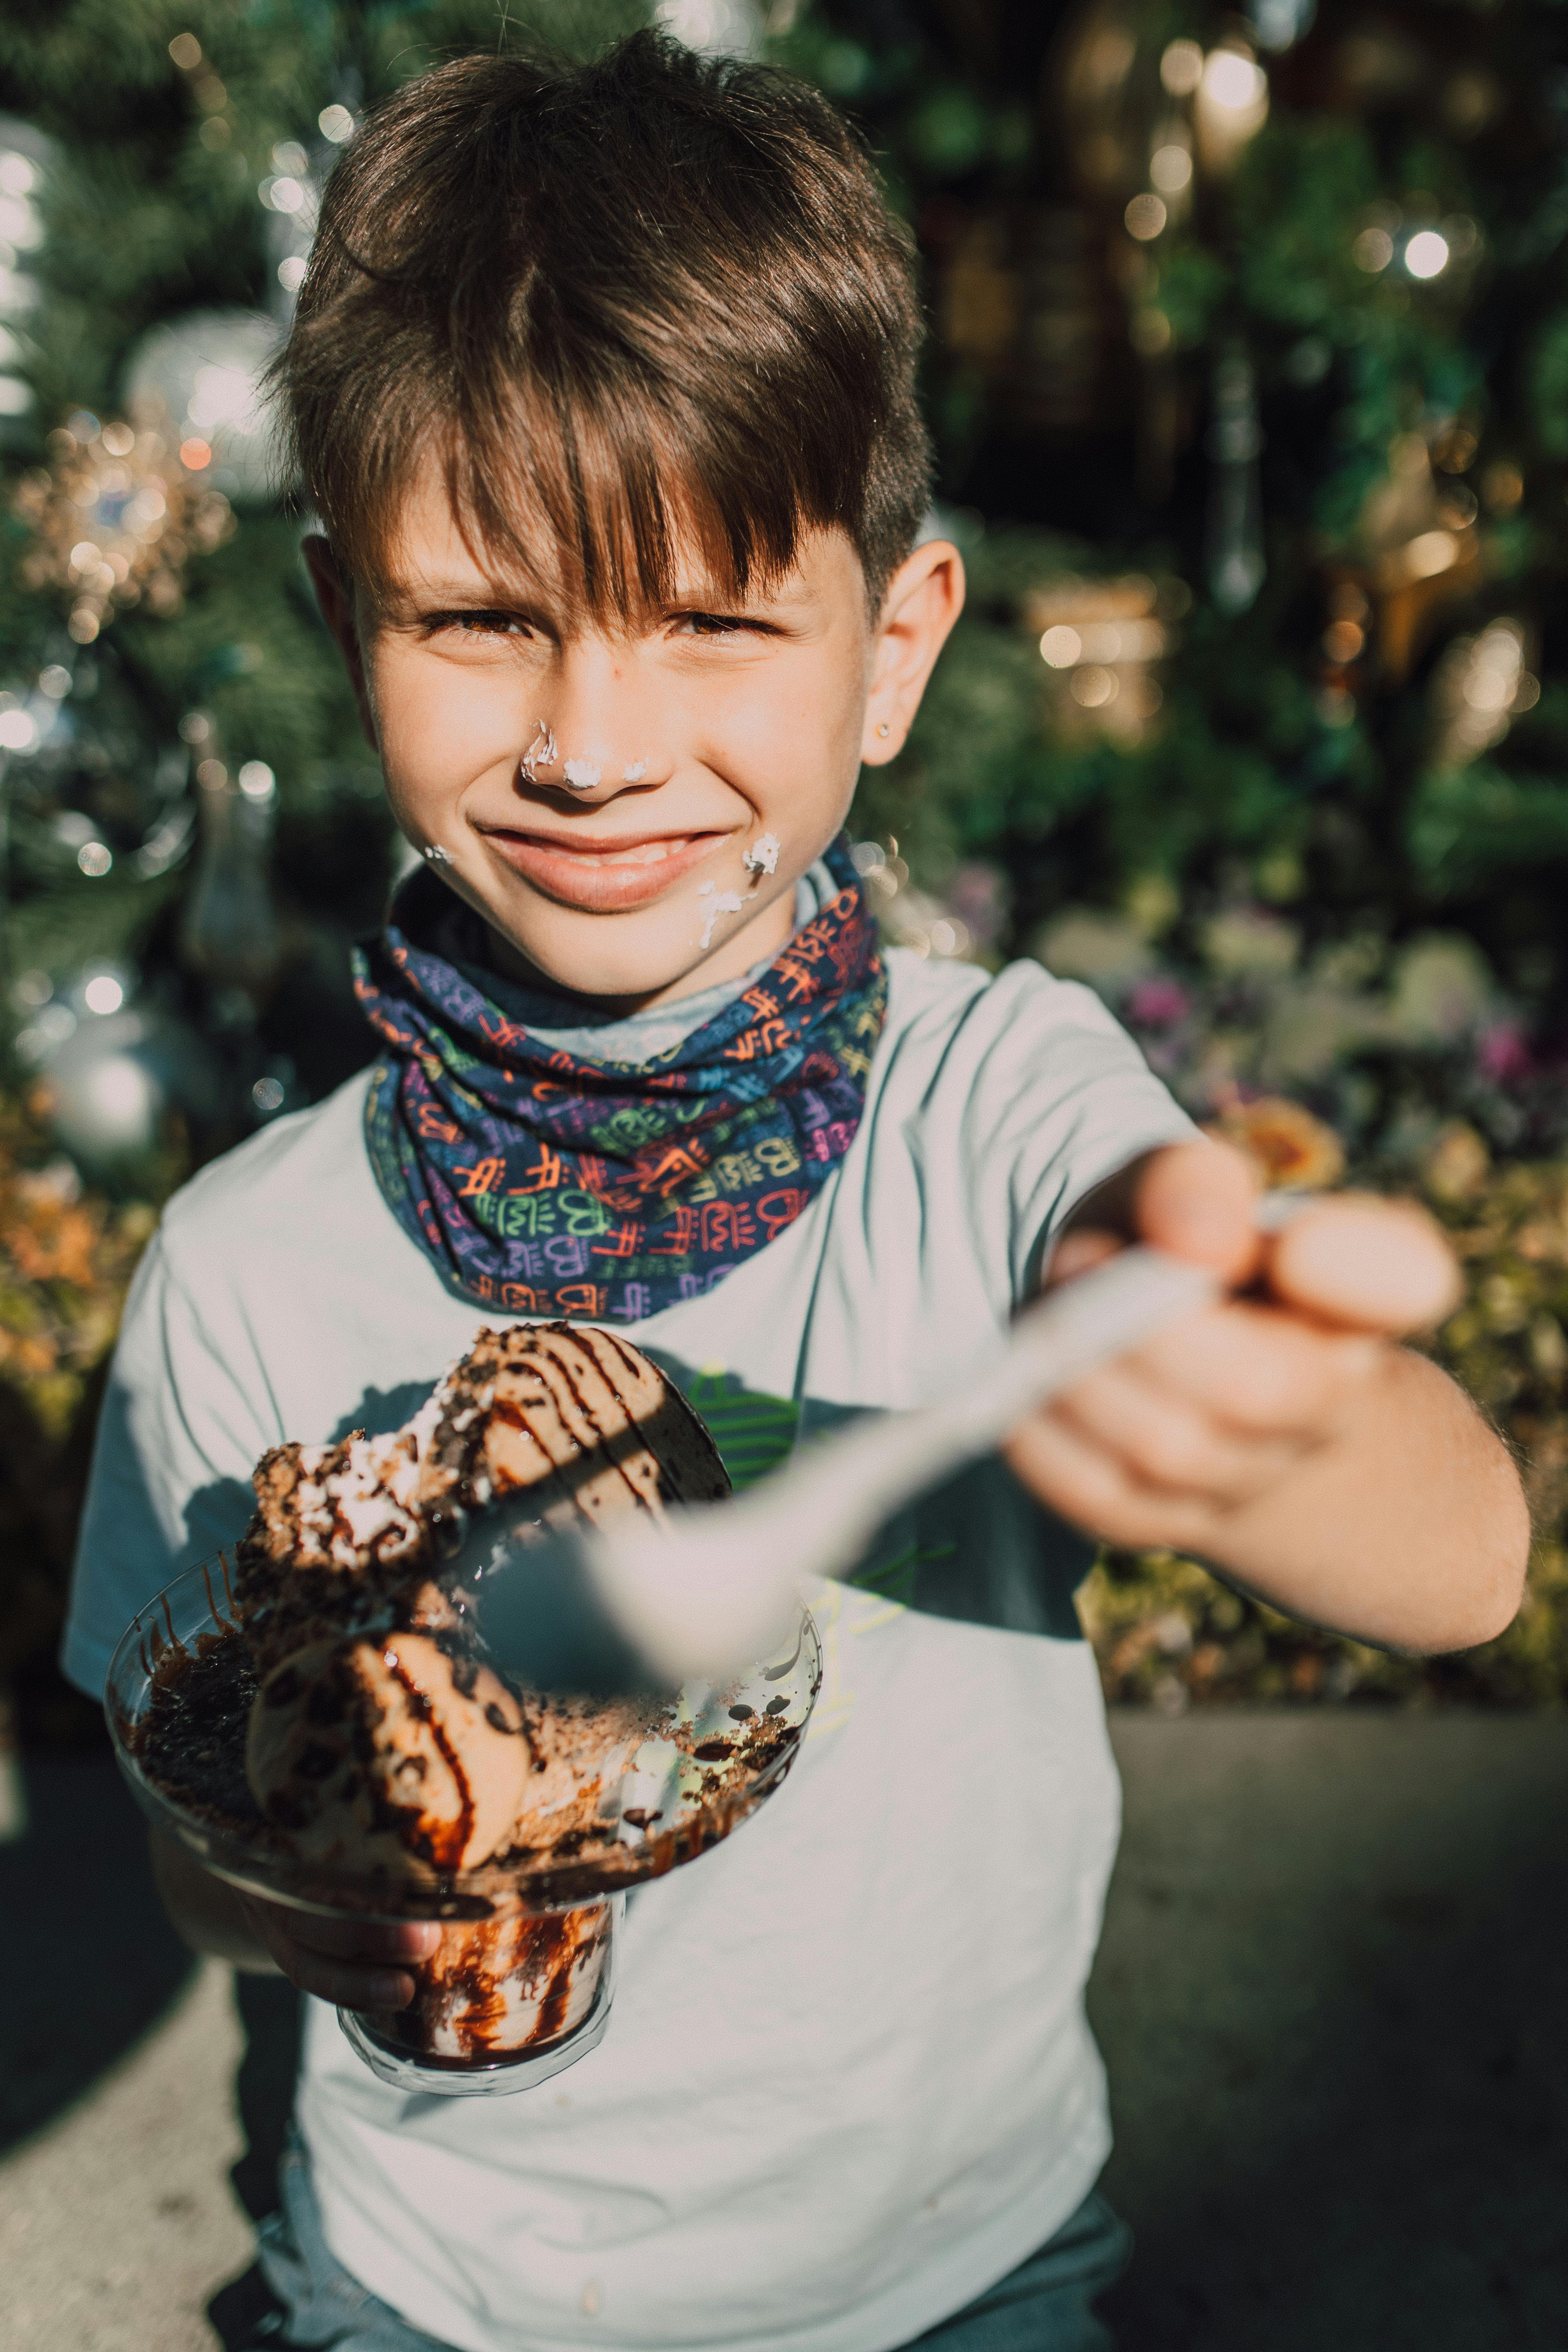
[246,1631,535,1874]
[236,1323,730,1877]
[233,1322,730,1677]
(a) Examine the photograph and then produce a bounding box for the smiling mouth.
[507,832,703,867]
[476,825,727,910]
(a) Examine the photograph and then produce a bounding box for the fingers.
[1129,1299,1382,1437]
[1266,1195,1461,1334]
[1005,1411,1226,1556]
[1063,1147,1456,1337]
[1018,1142,1452,1552]
[241,1897,440,2012]
[1134,1139,1261,1282]
[1050,1354,1310,1507]
[1004,1296,1386,1549]
[1045,1226,1123,1288]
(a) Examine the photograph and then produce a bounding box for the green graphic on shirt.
[847,1537,957,1610]
[681,1371,956,1607]
[685,1371,800,1492]
[664,1365,1090,1638]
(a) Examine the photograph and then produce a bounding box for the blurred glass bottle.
[179,748,283,1006]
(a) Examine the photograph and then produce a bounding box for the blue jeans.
[256,2133,1128,2351]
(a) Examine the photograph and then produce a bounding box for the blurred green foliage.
[1,1,1568,1718]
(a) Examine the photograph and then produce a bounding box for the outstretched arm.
[1005,1140,1529,1654]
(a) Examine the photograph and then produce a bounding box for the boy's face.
[308,461,963,1006]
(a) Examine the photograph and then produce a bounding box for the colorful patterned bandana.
[353,836,888,1324]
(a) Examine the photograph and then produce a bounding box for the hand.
[237,1892,441,2013]
[1004,1138,1462,1558]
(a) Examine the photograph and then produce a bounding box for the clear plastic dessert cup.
[337,1891,623,2095]
[107,1552,821,2097]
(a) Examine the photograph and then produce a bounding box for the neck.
[483,887,801,1016]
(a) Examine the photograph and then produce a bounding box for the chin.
[495,897,764,1004]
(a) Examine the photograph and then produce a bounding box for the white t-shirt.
[64,947,1193,2352]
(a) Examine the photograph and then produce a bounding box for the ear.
[303,533,378,753]
[860,539,966,766]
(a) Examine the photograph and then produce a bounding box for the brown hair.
[275,32,931,615]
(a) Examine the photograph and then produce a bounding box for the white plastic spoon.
[472,1243,1222,1692]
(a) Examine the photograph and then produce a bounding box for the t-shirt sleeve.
[919,959,1199,1310]
[60,1225,274,1702]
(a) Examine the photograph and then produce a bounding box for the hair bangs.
[275,34,932,622]
[440,358,813,627]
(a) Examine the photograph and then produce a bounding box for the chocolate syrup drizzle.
[119,1334,804,2075]
[381,1646,476,1873]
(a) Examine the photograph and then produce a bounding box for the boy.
[65,33,1526,2352]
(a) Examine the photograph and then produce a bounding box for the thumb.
[1134,1138,1262,1284]
[1266,1194,1461,1334]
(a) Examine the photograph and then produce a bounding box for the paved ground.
[0,1962,250,2352]
[3,1712,1566,2351]
[1093,1713,1568,2351]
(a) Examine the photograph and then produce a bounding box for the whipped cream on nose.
[521,719,559,781]
[562,758,602,791]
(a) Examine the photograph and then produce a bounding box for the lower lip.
[478,829,725,912]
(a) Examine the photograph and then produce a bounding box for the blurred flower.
[1126,975,1191,1028]
[1208,1095,1346,1188]
[1262,984,1383,1084]
[1475,1020,1532,1087]
[1388,932,1496,1044]
[1422,1121,1491,1205]
[1033,907,1152,988]
[1202,905,1300,978]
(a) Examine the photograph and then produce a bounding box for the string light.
[0,129,47,420]
[1204,51,1267,110]
[1195,45,1269,172]
[1404,229,1450,279]
[1160,40,1204,96]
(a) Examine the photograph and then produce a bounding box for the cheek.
[373,652,509,811]
[699,652,864,807]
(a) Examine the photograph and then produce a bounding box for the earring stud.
[876,722,891,739]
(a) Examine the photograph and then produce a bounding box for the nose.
[516,643,668,800]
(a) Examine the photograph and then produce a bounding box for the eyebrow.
[387,570,805,621]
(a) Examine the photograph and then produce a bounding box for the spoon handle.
[590,1247,1222,1684]
[730,1245,1221,1588]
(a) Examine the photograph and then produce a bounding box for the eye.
[428,608,530,639]
[674,610,769,640]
